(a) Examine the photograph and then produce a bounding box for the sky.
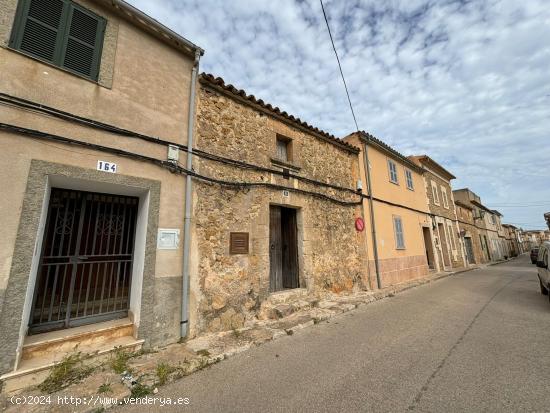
[128,0,550,229]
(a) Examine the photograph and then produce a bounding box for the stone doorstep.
[1,326,143,395]
[22,318,135,361]
[264,288,308,305]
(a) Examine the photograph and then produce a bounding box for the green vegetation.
[98,382,112,394]
[38,352,94,393]
[156,362,176,385]
[110,348,132,374]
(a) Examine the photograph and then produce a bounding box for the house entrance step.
[1,318,142,395]
[22,318,135,361]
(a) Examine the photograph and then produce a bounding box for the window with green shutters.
[10,0,106,81]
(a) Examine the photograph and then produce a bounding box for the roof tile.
[199,73,360,154]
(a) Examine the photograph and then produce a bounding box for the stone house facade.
[190,74,368,334]
[0,0,203,382]
[484,210,506,260]
[409,155,466,271]
[343,132,434,287]
[502,224,520,257]
[455,200,485,265]
[453,189,493,263]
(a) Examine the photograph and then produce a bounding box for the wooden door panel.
[282,208,299,288]
[269,206,282,292]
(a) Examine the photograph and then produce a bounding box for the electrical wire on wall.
[0,94,472,221]
[0,92,360,196]
[0,122,362,207]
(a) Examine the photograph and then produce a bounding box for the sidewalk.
[0,261,502,412]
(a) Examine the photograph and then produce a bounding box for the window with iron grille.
[405,168,414,190]
[10,0,106,81]
[388,160,398,184]
[393,216,405,249]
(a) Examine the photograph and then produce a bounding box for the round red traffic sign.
[355,217,365,232]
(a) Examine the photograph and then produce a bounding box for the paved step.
[22,318,134,361]
[1,319,142,395]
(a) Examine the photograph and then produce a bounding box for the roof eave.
[414,155,456,180]
[199,74,360,155]
[356,132,423,173]
[97,0,204,57]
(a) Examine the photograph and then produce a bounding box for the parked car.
[537,242,550,299]
[531,247,540,264]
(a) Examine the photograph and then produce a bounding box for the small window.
[276,135,292,162]
[405,169,414,190]
[393,216,405,249]
[388,160,398,184]
[10,0,106,81]
[431,181,440,205]
[441,187,449,208]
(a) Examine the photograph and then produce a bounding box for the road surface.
[121,255,550,412]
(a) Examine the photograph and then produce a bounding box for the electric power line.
[319,0,359,132]
[487,205,550,208]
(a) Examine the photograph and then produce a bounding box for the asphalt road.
[121,255,550,412]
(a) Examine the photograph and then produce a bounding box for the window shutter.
[12,0,66,62]
[10,0,105,81]
[394,217,405,249]
[62,3,105,80]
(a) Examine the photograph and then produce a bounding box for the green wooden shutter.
[10,0,106,81]
[61,3,105,80]
[10,0,67,63]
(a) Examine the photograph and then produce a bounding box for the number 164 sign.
[97,160,117,173]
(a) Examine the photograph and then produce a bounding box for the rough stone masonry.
[188,75,370,335]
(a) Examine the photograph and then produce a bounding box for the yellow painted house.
[344,132,436,288]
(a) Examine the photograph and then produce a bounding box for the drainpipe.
[181,50,201,339]
[363,135,382,289]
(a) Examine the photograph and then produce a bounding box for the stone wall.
[456,204,487,264]
[424,171,457,221]
[191,83,367,334]
[424,171,464,269]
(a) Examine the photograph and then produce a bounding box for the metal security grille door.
[29,188,138,334]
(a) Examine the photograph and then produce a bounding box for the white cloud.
[129,0,550,229]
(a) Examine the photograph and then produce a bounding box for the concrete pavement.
[120,255,550,412]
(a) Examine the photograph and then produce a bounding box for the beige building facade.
[343,132,434,287]
[0,0,203,378]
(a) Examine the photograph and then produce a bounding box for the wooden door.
[281,208,299,288]
[270,206,299,291]
[270,206,283,291]
[464,237,476,264]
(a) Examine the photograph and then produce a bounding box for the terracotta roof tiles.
[199,73,360,154]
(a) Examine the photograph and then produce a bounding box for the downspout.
[363,136,382,289]
[181,50,201,339]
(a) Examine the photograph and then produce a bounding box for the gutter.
[362,136,382,289]
[181,50,201,339]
